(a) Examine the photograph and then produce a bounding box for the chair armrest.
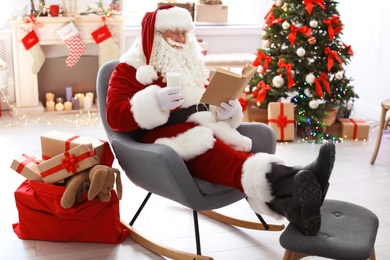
[237,122,276,154]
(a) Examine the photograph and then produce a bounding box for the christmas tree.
[248,0,358,140]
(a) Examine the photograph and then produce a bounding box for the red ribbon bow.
[264,4,277,23]
[304,0,326,15]
[253,50,272,73]
[255,81,271,103]
[268,103,294,141]
[323,16,342,41]
[61,153,79,173]
[278,59,295,89]
[342,42,354,56]
[23,13,45,28]
[324,47,343,71]
[314,73,330,98]
[287,25,312,46]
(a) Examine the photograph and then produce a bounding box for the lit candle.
[64,101,72,110]
[83,95,93,110]
[66,86,73,102]
[75,93,84,109]
[166,71,182,88]
[72,97,80,110]
[46,101,55,112]
[55,102,64,111]
[46,92,55,102]
[56,97,64,104]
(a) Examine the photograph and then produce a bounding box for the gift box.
[40,130,114,167]
[38,144,100,183]
[324,122,342,138]
[196,4,228,23]
[268,102,295,141]
[10,154,42,181]
[323,107,338,126]
[246,98,268,124]
[338,118,370,140]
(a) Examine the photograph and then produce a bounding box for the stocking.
[91,24,120,67]
[57,22,86,67]
[21,30,46,74]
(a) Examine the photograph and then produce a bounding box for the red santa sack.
[12,180,130,244]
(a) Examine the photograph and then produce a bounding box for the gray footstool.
[279,199,379,260]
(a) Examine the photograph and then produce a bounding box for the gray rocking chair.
[96,60,285,260]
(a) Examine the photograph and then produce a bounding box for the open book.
[200,63,257,106]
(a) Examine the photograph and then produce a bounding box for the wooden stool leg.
[371,106,388,164]
[282,250,310,260]
[369,247,376,260]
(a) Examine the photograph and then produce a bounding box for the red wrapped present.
[37,144,100,183]
[40,130,114,167]
[338,118,369,140]
[10,154,42,181]
[268,102,295,141]
[13,180,130,243]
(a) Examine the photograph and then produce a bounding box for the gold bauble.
[282,3,289,12]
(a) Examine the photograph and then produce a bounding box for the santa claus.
[106,5,336,236]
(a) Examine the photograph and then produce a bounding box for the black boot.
[299,142,336,203]
[268,170,322,236]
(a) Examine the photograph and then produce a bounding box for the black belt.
[163,103,209,126]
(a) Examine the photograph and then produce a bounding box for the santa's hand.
[215,100,238,120]
[157,87,184,111]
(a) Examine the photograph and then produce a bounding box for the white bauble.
[304,88,313,97]
[276,0,284,7]
[296,47,306,57]
[263,39,271,48]
[305,73,315,84]
[309,20,318,28]
[309,100,319,109]
[257,65,264,74]
[282,21,290,30]
[335,71,344,80]
[272,75,284,88]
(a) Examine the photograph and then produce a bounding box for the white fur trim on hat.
[241,153,286,220]
[130,84,169,129]
[136,65,158,85]
[155,7,195,32]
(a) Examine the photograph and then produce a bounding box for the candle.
[86,92,94,104]
[46,101,55,112]
[66,86,73,102]
[75,93,84,109]
[56,97,64,104]
[64,101,72,110]
[46,92,55,102]
[83,95,93,110]
[72,97,80,110]
[166,71,182,88]
[55,102,64,111]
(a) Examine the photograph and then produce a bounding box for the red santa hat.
[136,5,195,85]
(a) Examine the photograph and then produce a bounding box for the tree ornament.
[309,20,318,28]
[272,75,284,88]
[276,0,284,7]
[296,47,306,57]
[282,3,289,12]
[308,36,316,45]
[305,73,315,84]
[263,39,271,48]
[309,100,319,109]
[304,88,313,97]
[282,21,290,30]
[257,65,264,74]
[256,101,262,106]
[335,71,344,80]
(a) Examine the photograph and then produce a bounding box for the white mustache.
[166,38,185,48]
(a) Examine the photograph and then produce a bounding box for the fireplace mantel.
[11,15,124,114]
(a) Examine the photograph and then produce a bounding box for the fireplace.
[10,15,124,115]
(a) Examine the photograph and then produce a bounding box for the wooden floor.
[1,111,389,260]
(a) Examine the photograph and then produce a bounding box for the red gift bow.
[16,154,40,174]
[304,0,326,15]
[40,150,96,178]
[255,81,271,103]
[314,72,330,98]
[267,17,284,27]
[339,119,366,139]
[61,153,79,173]
[323,16,342,41]
[23,13,45,28]
[324,47,343,71]
[253,50,272,73]
[268,103,294,141]
[342,42,354,56]
[278,59,295,89]
[288,25,312,46]
[264,4,277,23]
